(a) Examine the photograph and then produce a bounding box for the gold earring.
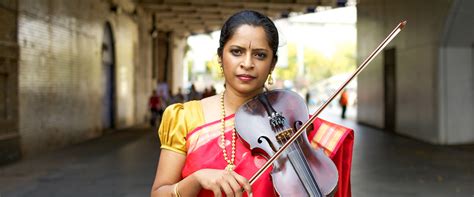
[219,66,224,77]
[267,74,274,85]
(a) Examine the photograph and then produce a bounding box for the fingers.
[231,171,253,195]
[220,171,250,197]
[211,186,223,197]
[196,169,252,197]
[196,170,222,197]
[220,179,236,197]
[225,173,243,197]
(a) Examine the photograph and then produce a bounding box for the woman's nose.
[240,54,254,69]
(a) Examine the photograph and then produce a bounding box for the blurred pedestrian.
[339,89,349,119]
[187,84,201,101]
[174,87,185,103]
[148,90,162,127]
[202,86,217,98]
[306,91,311,105]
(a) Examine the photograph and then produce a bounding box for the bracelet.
[173,182,181,197]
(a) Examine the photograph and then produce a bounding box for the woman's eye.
[255,53,267,59]
[231,49,242,56]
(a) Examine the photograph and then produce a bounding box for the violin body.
[235,90,338,196]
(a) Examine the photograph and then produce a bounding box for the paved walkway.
[0,126,159,197]
[1,111,473,196]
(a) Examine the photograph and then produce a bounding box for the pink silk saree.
[181,114,353,197]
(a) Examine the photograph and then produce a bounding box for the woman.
[151,10,279,197]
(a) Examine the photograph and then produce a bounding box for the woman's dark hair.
[217,10,279,62]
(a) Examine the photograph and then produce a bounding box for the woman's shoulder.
[159,100,205,142]
[158,100,204,154]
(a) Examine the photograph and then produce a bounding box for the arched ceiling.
[139,0,351,35]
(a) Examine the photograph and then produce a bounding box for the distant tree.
[275,42,355,85]
[205,55,221,80]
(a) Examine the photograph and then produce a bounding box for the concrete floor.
[1,112,473,197]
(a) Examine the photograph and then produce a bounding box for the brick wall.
[17,0,152,156]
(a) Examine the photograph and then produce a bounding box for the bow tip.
[400,20,407,29]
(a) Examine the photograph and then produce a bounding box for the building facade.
[357,0,474,144]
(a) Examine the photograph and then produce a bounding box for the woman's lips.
[236,74,256,82]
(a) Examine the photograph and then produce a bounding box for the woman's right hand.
[193,169,253,197]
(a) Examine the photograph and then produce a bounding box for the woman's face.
[220,25,275,97]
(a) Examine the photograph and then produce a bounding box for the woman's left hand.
[193,168,252,197]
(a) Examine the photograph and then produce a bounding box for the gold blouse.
[158,101,205,154]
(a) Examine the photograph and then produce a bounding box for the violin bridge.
[276,128,293,143]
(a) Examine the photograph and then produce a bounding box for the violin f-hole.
[294,121,315,134]
[258,136,278,153]
[293,120,303,131]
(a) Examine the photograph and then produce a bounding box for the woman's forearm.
[151,172,202,197]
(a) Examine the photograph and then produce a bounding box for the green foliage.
[274,42,356,84]
[205,55,221,80]
[275,44,298,80]
[187,59,194,81]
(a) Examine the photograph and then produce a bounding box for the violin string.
[280,119,320,193]
[294,138,321,193]
[282,131,318,194]
[293,136,318,188]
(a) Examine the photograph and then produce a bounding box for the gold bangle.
[173,182,181,197]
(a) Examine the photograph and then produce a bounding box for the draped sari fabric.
[180,113,353,197]
[308,118,354,197]
[182,114,276,196]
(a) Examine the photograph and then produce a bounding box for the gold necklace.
[220,91,236,171]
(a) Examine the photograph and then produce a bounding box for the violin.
[235,90,338,196]
[234,21,407,196]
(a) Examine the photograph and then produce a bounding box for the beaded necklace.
[220,91,236,171]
